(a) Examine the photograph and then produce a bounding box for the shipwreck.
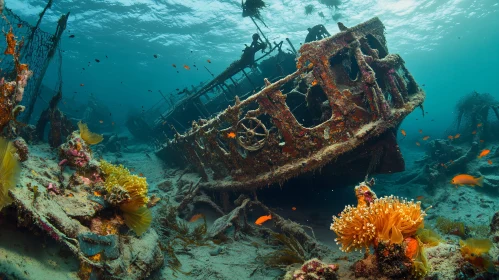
[155,17,425,191]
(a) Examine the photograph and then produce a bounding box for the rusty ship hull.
[157,17,425,191]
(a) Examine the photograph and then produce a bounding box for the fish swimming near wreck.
[450,174,483,188]
[478,149,490,158]
[255,214,272,226]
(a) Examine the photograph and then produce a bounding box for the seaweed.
[241,0,267,26]
[435,217,466,238]
[155,205,210,274]
[261,233,305,267]
[411,237,431,279]
[159,240,191,277]
[468,224,490,238]
[416,228,441,247]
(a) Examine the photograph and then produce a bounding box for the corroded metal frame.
[159,17,425,191]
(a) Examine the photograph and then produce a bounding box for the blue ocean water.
[9,0,499,129]
[2,0,499,279]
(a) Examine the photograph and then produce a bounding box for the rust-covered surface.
[157,17,425,191]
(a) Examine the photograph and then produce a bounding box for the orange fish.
[255,214,272,226]
[448,135,454,140]
[311,80,318,86]
[418,129,422,134]
[172,64,176,68]
[207,59,211,63]
[472,130,476,135]
[416,196,424,201]
[488,160,493,165]
[189,214,205,222]
[227,132,236,139]
[112,122,115,126]
[183,65,190,70]
[415,142,420,146]
[80,83,84,87]
[450,174,483,188]
[291,207,297,211]
[478,149,490,158]
[139,173,144,177]
[400,129,406,137]
[67,193,74,197]
[441,163,447,168]
[454,134,460,139]
[422,136,430,141]
[93,191,102,197]
[480,140,484,143]
[477,123,483,127]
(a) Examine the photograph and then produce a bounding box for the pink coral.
[47,183,60,195]
[59,133,92,169]
[287,258,339,280]
[58,159,68,166]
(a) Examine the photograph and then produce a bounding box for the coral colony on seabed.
[0,0,498,279]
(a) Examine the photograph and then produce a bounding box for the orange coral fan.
[331,195,428,252]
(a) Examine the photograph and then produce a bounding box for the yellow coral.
[99,160,151,236]
[416,228,441,247]
[460,238,495,272]
[0,138,20,210]
[121,206,152,236]
[331,196,427,252]
[99,160,148,199]
[78,121,103,145]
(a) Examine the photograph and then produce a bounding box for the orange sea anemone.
[331,195,428,252]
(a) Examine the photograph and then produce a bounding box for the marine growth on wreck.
[0,1,498,280]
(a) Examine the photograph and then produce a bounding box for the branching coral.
[331,195,427,252]
[78,121,103,145]
[0,138,20,210]
[99,160,151,236]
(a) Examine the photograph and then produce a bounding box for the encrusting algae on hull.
[330,180,432,279]
[0,24,33,133]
